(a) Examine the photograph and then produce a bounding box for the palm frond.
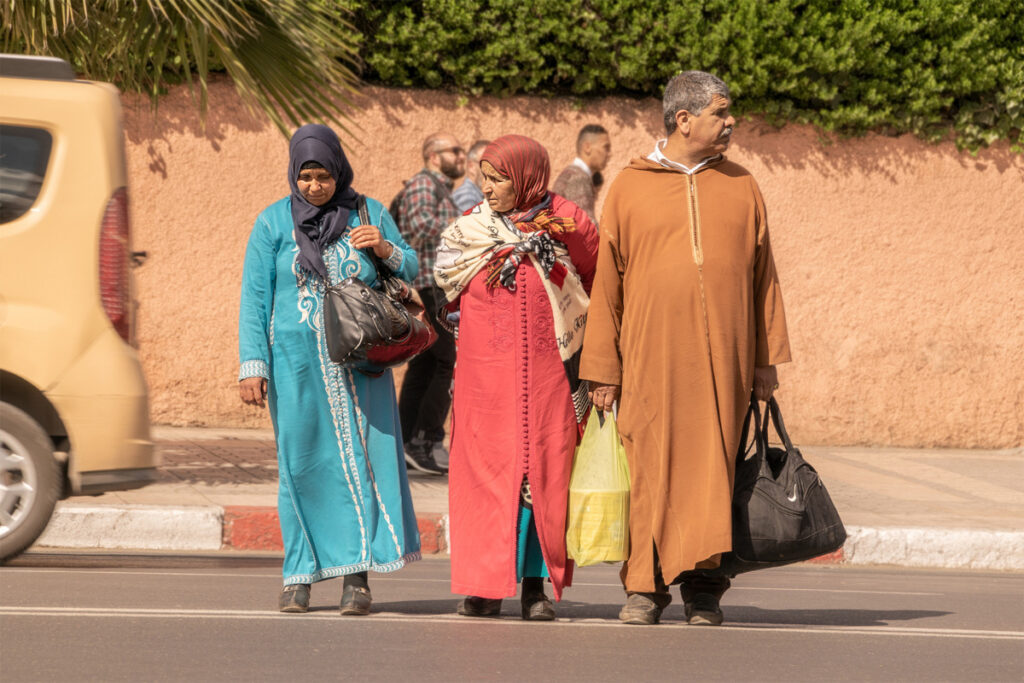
[1,0,362,138]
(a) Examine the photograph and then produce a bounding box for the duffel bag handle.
[761,396,796,455]
[737,395,767,464]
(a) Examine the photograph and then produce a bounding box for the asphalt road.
[2,552,1023,682]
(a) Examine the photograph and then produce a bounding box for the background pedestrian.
[452,139,491,212]
[551,124,611,223]
[395,132,466,474]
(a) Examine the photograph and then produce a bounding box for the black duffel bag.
[718,397,846,576]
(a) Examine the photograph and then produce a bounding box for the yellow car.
[0,54,157,561]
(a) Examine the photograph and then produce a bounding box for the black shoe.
[340,585,372,616]
[684,592,724,626]
[521,593,555,621]
[457,596,503,618]
[279,583,310,613]
[619,592,670,625]
[404,440,447,475]
[520,577,554,621]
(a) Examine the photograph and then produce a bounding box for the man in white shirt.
[451,139,490,212]
[551,124,611,222]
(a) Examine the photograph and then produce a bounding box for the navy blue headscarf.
[288,124,360,280]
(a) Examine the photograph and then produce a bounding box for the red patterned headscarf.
[478,135,576,289]
[480,135,551,211]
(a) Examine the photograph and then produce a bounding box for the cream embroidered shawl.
[433,202,590,361]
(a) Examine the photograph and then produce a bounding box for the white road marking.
[0,606,1020,640]
[0,568,943,595]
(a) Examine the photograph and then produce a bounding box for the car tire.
[0,402,61,562]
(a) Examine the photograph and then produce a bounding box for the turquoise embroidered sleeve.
[383,240,404,272]
[238,211,276,378]
[238,359,269,381]
[371,198,418,284]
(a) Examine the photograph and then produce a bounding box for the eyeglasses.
[436,146,465,156]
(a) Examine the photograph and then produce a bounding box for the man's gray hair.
[467,139,490,162]
[662,71,730,135]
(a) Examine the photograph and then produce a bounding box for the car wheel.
[0,402,61,562]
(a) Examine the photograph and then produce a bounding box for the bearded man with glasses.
[394,132,466,475]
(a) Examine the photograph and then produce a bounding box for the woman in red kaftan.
[434,136,598,620]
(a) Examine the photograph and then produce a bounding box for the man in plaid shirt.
[396,132,465,475]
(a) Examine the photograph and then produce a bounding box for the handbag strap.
[356,196,406,298]
[322,196,400,292]
[356,196,385,281]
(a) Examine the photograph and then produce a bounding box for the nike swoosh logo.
[787,492,798,502]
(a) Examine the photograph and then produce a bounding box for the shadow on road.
[726,605,951,626]
[367,599,951,626]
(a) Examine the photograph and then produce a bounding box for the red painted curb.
[220,505,448,554]
[805,546,846,564]
[417,512,447,554]
[221,505,835,564]
[223,506,283,551]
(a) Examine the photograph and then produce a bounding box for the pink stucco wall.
[123,78,1024,448]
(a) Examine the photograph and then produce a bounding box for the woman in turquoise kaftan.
[238,124,420,614]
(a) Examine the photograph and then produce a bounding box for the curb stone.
[841,525,1024,570]
[222,506,283,551]
[38,503,449,555]
[37,504,223,551]
[35,504,1024,571]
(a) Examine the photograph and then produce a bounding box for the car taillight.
[99,187,131,343]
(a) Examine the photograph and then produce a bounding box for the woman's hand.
[348,224,394,259]
[240,377,267,408]
[589,381,620,413]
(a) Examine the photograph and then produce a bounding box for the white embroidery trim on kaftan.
[292,242,369,565]
[238,359,269,381]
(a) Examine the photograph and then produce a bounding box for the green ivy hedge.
[347,0,1023,152]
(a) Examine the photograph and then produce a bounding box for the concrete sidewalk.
[36,426,1024,571]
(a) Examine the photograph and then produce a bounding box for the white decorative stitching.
[307,242,370,560]
[283,551,422,585]
[238,359,269,381]
[269,306,276,348]
[346,367,404,556]
[382,240,404,272]
[284,228,416,576]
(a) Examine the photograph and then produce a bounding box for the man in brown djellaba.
[581,70,792,627]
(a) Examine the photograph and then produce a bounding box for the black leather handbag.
[322,198,436,369]
[719,397,846,576]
